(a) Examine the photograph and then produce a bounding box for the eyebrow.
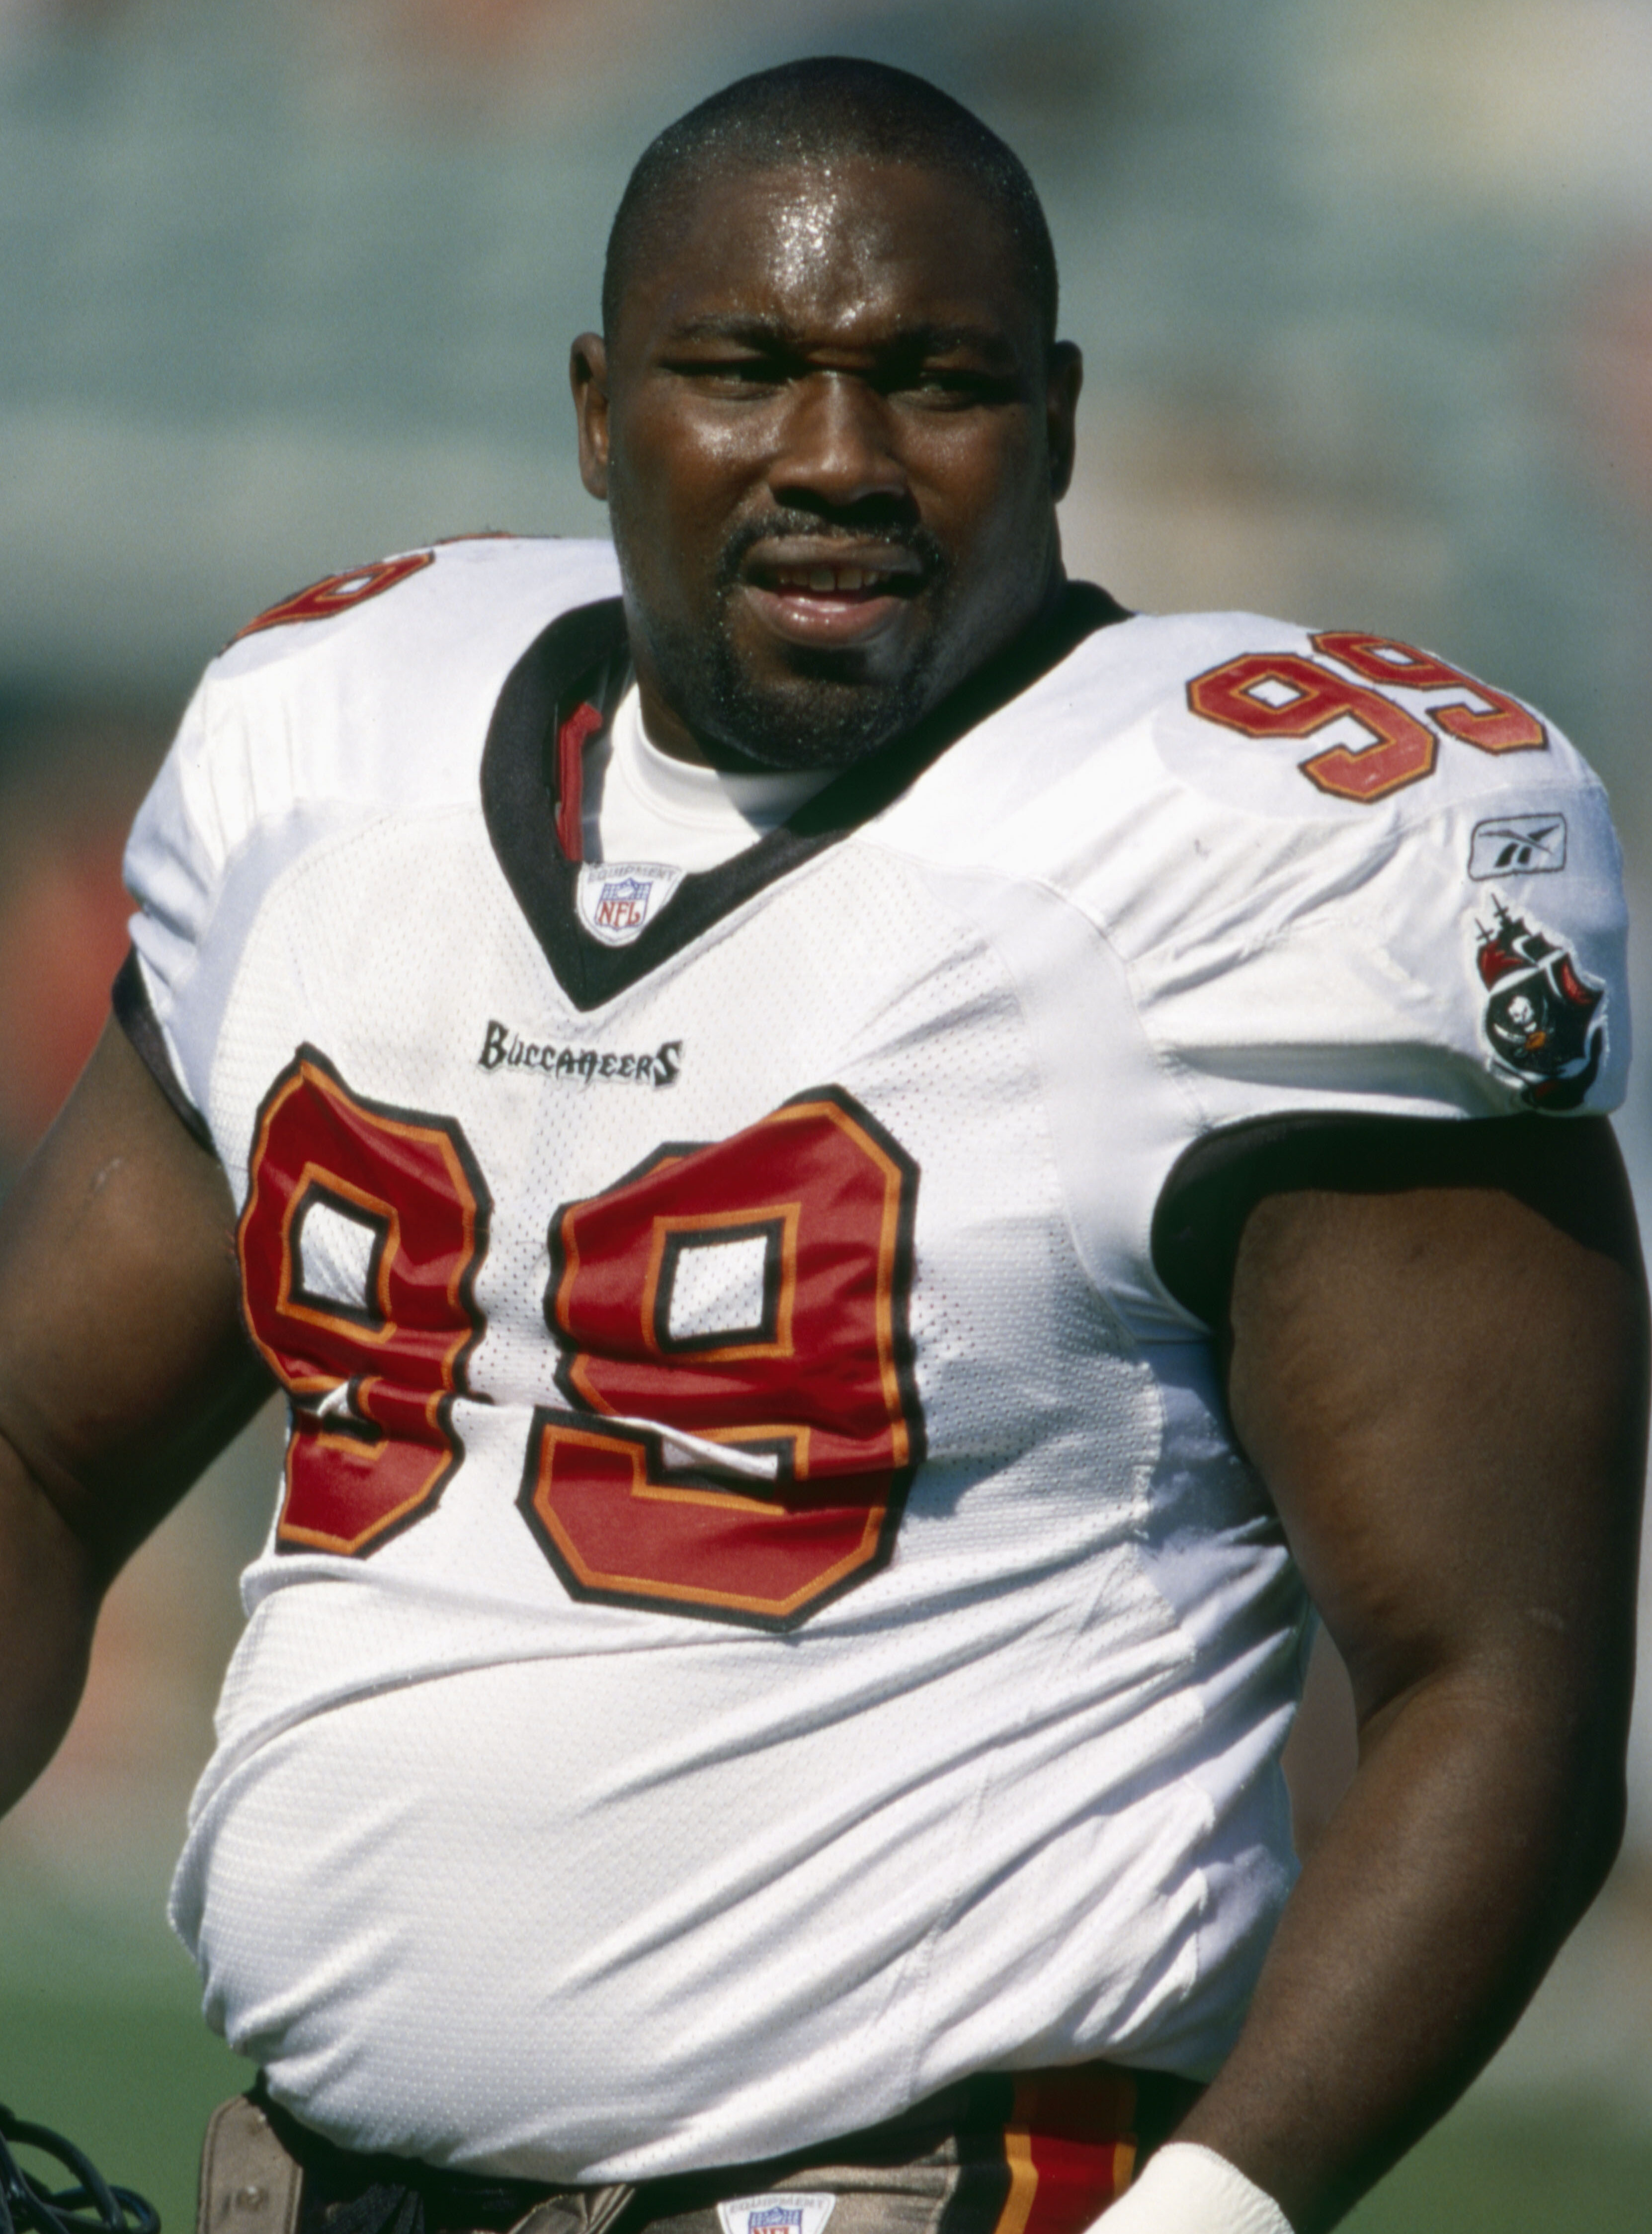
[662,315,1021,361]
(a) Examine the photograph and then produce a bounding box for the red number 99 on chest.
[528,1088,923,1629]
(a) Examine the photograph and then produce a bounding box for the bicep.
[0,1018,273,1575]
[1225,1117,1649,1732]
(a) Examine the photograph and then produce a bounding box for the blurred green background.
[6,1,1652,2228]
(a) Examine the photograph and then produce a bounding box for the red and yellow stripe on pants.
[989,2064,1143,2234]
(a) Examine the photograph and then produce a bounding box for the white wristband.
[1093,2144,1294,2233]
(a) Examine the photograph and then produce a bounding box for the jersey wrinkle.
[116,542,1628,2180]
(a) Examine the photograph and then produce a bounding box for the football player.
[0,57,1644,2234]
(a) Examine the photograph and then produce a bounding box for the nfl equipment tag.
[716,2196,836,2234]
[577,860,685,946]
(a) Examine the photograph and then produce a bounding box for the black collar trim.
[480,580,1129,1013]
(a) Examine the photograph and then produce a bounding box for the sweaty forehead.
[611,158,1033,354]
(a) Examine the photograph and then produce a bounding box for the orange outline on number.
[239,1051,489,1558]
[638,1200,803,1364]
[524,1420,892,1622]
[531,1086,921,1627]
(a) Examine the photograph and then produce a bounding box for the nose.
[768,371,910,514]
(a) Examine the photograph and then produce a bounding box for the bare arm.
[0,1019,273,1814]
[1169,1116,1647,2231]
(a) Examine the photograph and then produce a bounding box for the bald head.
[602,58,1059,355]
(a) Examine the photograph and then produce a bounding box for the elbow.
[1542,1672,1632,1924]
[1509,1620,1637,1922]
[1569,1760,1628,1912]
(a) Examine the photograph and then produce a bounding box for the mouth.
[737,543,925,648]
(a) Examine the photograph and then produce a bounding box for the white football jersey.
[121,537,1628,2183]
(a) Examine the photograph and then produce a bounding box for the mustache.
[716,510,949,590]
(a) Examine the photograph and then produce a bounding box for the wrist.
[1095,2144,1293,2233]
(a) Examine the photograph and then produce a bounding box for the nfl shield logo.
[576,860,684,947]
[717,2195,835,2234]
[595,875,652,933]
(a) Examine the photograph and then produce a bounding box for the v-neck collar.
[480,580,1129,1013]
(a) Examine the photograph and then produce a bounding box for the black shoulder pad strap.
[1150,1109,1619,1329]
[111,947,215,1150]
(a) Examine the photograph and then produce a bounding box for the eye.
[884,362,1020,409]
[665,352,789,394]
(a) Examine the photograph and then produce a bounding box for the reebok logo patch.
[1468,813,1567,879]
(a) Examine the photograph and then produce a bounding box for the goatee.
[626,513,952,773]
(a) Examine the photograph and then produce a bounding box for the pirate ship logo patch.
[1475,897,1605,1110]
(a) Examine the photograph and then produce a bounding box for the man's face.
[572,157,1081,771]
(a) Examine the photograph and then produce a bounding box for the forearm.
[1168,1655,1624,2232]
[0,1024,274,1823]
[0,1428,104,1816]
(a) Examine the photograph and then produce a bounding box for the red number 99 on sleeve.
[1187,633,1546,802]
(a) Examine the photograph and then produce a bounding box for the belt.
[199,2066,1205,2234]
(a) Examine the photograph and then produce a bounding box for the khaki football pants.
[198,2065,1201,2234]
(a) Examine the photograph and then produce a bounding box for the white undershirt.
[583,686,829,871]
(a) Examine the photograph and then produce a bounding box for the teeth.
[773,563,886,593]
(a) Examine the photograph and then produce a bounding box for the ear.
[1045,341,1082,503]
[570,332,612,502]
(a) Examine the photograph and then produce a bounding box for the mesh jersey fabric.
[120,535,1629,2183]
